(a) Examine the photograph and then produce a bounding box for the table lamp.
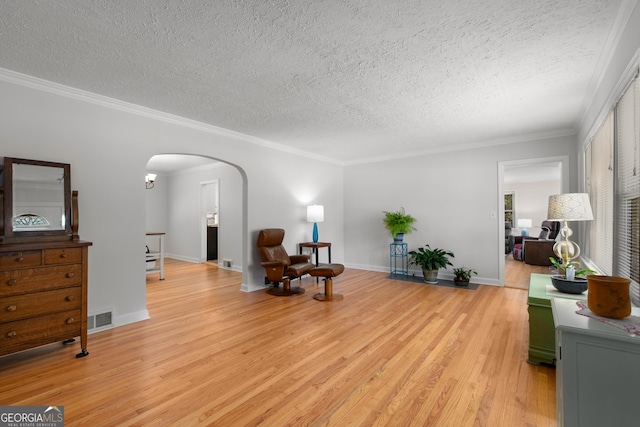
[547,193,594,266]
[516,218,532,236]
[307,205,324,243]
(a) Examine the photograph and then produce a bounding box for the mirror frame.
[2,157,72,242]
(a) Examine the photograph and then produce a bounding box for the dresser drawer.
[0,287,82,322]
[0,251,42,270]
[44,248,83,265]
[0,309,81,353]
[0,264,82,296]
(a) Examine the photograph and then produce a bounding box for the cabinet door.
[559,331,640,427]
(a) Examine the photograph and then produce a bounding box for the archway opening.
[144,153,249,290]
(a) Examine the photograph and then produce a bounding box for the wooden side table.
[299,242,331,266]
[146,232,165,280]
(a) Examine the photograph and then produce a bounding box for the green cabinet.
[527,274,586,365]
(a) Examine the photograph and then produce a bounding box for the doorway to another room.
[145,154,246,285]
[201,180,219,267]
[499,156,568,289]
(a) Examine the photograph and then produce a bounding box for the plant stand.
[389,243,408,278]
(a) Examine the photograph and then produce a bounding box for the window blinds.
[614,77,640,305]
[587,112,614,275]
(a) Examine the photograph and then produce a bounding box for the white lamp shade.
[547,193,594,221]
[307,205,324,223]
[516,218,532,228]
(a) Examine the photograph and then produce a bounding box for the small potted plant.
[453,266,477,286]
[549,257,595,294]
[408,244,454,284]
[383,207,417,242]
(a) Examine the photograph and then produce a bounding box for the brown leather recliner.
[512,220,561,265]
[257,228,314,296]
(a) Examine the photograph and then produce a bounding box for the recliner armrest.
[289,254,311,264]
[261,260,287,268]
[261,261,286,282]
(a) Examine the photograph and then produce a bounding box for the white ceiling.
[0,1,627,164]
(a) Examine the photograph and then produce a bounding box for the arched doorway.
[145,153,249,289]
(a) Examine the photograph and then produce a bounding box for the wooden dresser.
[0,240,92,358]
[1,157,92,358]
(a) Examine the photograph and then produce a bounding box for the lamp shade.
[547,193,594,221]
[516,218,532,229]
[307,205,324,223]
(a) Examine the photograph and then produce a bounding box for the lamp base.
[553,221,580,266]
[312,223,318,243]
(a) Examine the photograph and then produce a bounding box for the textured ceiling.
[0,0,626,163]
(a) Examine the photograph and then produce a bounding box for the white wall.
[157,162,243,268]
[0,74,344,328]
[145,174,169,247]
[343,136,577,285]
[504,180,562,236]
[1,1,638,328]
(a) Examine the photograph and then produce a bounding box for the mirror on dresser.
[1,157,73,243]
[0,156,91,359]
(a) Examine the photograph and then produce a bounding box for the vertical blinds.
[615,77,640,305]
[587,112,614,275]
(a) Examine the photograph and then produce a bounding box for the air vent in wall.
[88,310,113,331]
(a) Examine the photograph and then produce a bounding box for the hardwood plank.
[0,259,555,426]
[505,254,552,290]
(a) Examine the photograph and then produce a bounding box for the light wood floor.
[0,259,556,426]
[505,254,553,290]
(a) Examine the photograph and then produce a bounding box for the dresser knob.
[66,272,75,278]
[7,330,17,338]
[66,318,74,324]
[6,305,17,312]
[66,295,74,301]
[60,253,68,258]
[7,279,17,286]
[16,257,24,262]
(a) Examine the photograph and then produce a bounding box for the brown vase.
[587,275,632,319]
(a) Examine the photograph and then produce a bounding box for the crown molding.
[0,67,581,167]
[575,0,639,135]
[343,128,577,166]
[0,67,344,166]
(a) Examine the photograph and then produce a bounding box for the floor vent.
[88,310,113,331]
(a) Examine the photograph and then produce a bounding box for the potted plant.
[408,244,454,284]
[453,266,477,286]
[383,207,417,242]
[549,257,595,294]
